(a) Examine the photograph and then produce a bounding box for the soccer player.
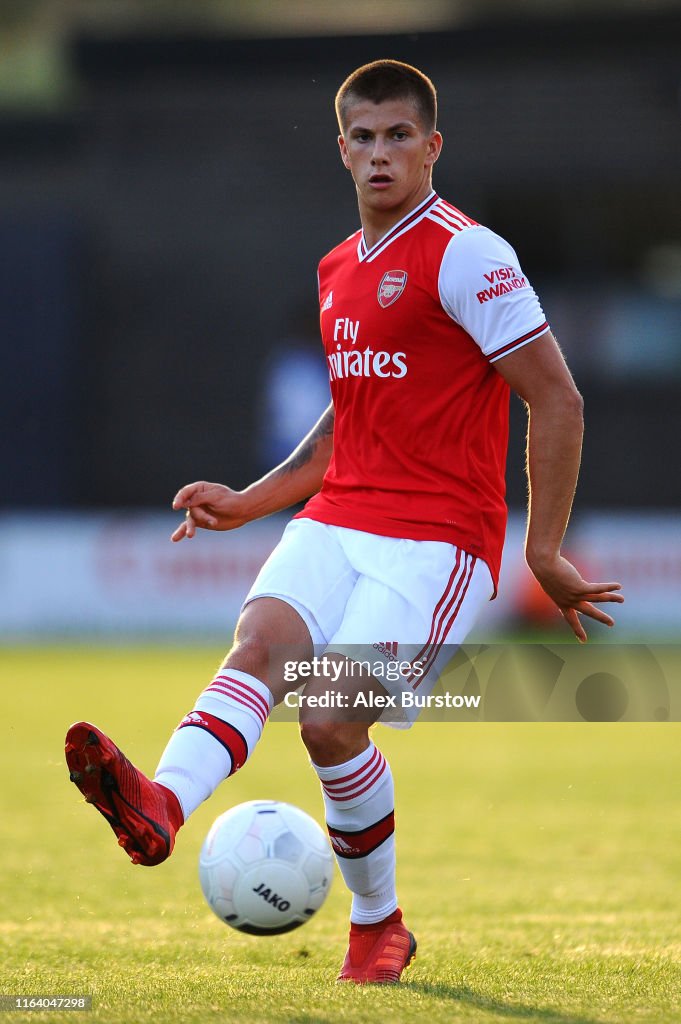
[65,60,623,984]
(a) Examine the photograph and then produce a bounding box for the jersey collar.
[357,191,438,264]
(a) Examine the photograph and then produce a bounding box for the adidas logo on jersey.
[321,290,333,312]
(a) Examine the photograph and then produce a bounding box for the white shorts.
[244,519,494,724]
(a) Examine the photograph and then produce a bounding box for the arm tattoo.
[278,404,335,476]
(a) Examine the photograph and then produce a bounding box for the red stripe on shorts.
[413,555,477,689]
[406,549,465,683]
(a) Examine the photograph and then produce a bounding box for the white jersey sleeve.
[438,225,548,362]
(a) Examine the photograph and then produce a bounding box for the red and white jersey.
[296,191,548,589]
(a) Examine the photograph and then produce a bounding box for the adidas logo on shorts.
[373,641,399,660]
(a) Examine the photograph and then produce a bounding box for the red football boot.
[65,722,183,866]
[337,908,417,984]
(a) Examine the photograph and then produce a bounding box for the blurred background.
[2,0,680,641]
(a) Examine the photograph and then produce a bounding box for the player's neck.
[358,181,435,250]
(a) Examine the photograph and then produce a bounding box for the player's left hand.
[527,553,624,643]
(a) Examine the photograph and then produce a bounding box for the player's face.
[338,98,442,219]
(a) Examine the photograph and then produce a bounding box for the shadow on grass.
[406,982,601,1024]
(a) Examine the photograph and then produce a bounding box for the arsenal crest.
[377,270,408,308]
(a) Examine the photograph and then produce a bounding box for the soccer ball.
[199,800,334,935]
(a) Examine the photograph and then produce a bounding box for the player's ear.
[338,134,352,170]
[425,130,443,168]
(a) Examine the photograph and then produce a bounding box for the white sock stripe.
[316,744,396,925]
[214,673,272,715]
[156,669,272,821]
[312,742,375,780]
[206,678,269,727]
[323,760,387,804]
[202,679,266,729]
[206,688,267,729]
[322,762,385,801]
[205,683,267,728]
[322,754,387,803]
[318,746,381,790]
[321,755,384,798]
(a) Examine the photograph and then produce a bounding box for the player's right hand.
[171,481,253,541]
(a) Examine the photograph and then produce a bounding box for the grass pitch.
[2,646,680,1024]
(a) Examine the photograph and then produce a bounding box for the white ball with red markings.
[199,800,334,934]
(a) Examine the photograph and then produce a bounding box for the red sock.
[157,783,185,833]
[350,907,403,934]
